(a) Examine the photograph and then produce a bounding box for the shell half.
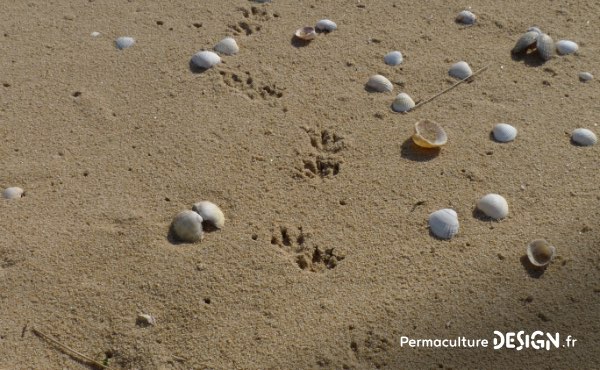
[579,72,593,82]
[536,33,555,61]
[571,128,597,146]
[511,31,539,54]
[556,40,578,55]
[295,26,317,41]
[191,51,221,69]
[384,51,403,66]
[115,36,135,50]
[476,193,509,220]
[448,61,472,80]
[193,201,225,229]
[429,209,459,240]
[412,119,448,148]
[492,123,517,143]
[2,187,24,199]
[214,37,239,55]
[171,210,204,243]
[527,239,556,267]
[392,93,415,113]
[455,10,476,25]
[366,74,393,92]
[315,19,337,32]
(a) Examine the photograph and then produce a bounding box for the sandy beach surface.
[1,0,599,368]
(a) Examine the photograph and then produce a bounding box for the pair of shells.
[511,29,555,61]
[191,37,240,70]
[294,19,337,41]
[2,187,24,199]
[571,128,597,146]
[412,119,447,148]
[171,201,225,243]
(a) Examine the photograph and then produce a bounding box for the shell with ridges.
[571,128,597,146]
[492,123,517,143]
[448,61,472,80]
[2,187,24,199]
[511,31,539,54]
[115,36,135,49]
[536,33,555,61]
[476,194,509,220]
[171,210,204,243]
[294,26,317,41]
[191,51,221,69]
[214,37,239,55]
[455,10,476,25]
[429,209,459,240]
[412,120,448,148]
[366,75,393,92]
[315,19,337,32]
[556,40,578,55]
[193,201,225,229]
[392,93,415,113]
[527,239,556,267]
[384,51,403,66]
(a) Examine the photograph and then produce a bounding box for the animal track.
[301,155,342,178]
[307,128,347,153]
[294,128,346,179]
[228,6,273,36]
[219,70,283,100]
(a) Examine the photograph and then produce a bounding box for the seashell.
[526,239,556,267]
[392,93,415,113]
[383,51,403,66]
[536,33,555,61]
[171,210,204,242]
[511,31,539,54]
[455,10,476,25]
[115,36,135,49]
[429,209,459,239]
[2,187,24,199]
[192,201,225,229]
[412,119,448,148]
[476,193,509,220]
[578,72,593,82]
[191,50,221,69]
[571,128,597,146]
[90,31,101,37]
[136,313,156,327]
[448,61,472,80]
[556,40,578,55]
[214,37,239,56]
[527,26,542,35]
[492,123,517,143]
[294,26,317,41]
[366,74,393,92]
[315,19,337,32]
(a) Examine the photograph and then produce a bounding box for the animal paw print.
[307,128,347,153]
[301,155,342,178]
[228,6,274,36]
[219,70,283,100]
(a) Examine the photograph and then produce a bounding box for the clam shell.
[315,19,337,32]
[392,93,415,113]
[527,239,556,267]
[571,128,597,146]
[383,51,403,66]
[492,123,517,143]
[511,31,539,54]
[556,40,578,55]
[579,72,593,82]
[115,36,135,49]
[412,119,448,148]
[214,37,239,56]
[2,187,24,199]
[366,74,393,92]
[191,50,221,69]
[476,193,509,220]
[429,209,459,240]
[527,26,542,35]
[455,10,476,25]
[171,210,204,242]
[294,26,317,41]
[536,33,555,61]
[192,201,225,229]
[448,61,472,80]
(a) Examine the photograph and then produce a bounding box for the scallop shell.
[527,239,556,267]
[2,187,24,199]
[366,75,393,92]
[294,26,317,41]
[392,93,415,113]
[448,61,472,80]
[192,201,225,229]
[511,31,539,54]
[492,123,517,143]
[214,37,239,56]
[455,10,476,25]
[171,210,204,242]
[556,40,578,55]
[476,193,509,220]
[536,33,555,61]
[383,51,403,66]
[315,19,337,32]
[571,128,597,146]
[191,50,221,69]
[115,36,135,49]
[412,119,448,148]
[429,209,459,240]
[579,72,593,82]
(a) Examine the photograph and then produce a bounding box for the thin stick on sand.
[411,64,491,111]
[31,328,108,369]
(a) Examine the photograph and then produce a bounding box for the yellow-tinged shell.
[527,239,556,267]
[294,26,317,41]
[412,119,448,148]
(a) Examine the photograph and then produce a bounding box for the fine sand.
[1,1,599,369]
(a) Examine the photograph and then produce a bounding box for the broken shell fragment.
[115,36,135,49]
[384,51,403,66]
[366,74,393,92]
[511,31,539,54]
[2,187,24,199]
[448,61,472,80]
[536,33,555,61]
[429,209,459,240]
[136,313,156,327]
[571,128,597,146]
[476,193,509,220]
[214,37,239,55]
[315,19,337,32]
[191,50,221,69]
[556,40,578,55]
[171,210,204,242]
[294,26,317,41]
[527,239,556,267]
[455,10,476,25]
[412,119,448,148]
[392,92,415,113]
[193,201,225,229]
[492,123,517,143]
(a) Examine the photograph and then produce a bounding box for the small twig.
[411,64,491,111]
[31,328,108,369]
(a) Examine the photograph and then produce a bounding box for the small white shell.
[171,210,204,242]
[192,201,225,229]
[90,31,101,37]
[455,10,476,25]
[476,194,509,220]
[556,40,578,55]
[294,26,317,41]
[191,50,221,69]
[492,123,517,143]
[429,209,459,240]
[536,33,555,61]
[392,93,415,113]
[136,313,157,327]
[366,74,393,92]
[214,37,239,56]
[315,19,337,32]
[579,72,593,82]
[115,36,135,49]
[448,61,472,80]
[527,239,556,267]
[383,51,403,66]
[571,128,597,146]
[2,187,24,199]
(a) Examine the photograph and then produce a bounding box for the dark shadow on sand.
[189,60,210,74]
[510,51,546,67]
[167,222,219,245]
[520,255,547,278]
[400,138,441,162]
[291,36,312,48]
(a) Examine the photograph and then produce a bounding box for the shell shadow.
[400,138,440,162]
[189,60,209,74]
[472,207,496,221]
[520,255,547,278]
[510,51,545,67]
[291,36,312,48]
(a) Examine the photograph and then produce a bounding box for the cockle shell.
[191,50,221,69]
[556,40,578,55]
[2,187,24,199]
[412,119,448,148]
[476,194,509,220]
[192,201,225,229]
[455,10,476,25]
[115,36,135,49]
[392,93,415,113]
[171,210,204,242]
[448,61,472,80]
[571,128,597,146]
[492,123,517,143]
[384,51,403,66]
[315,19,337,32]
[536,33,555,61]
[366,74,393,92]
[294,26,317,41]
[429,209,459,239]
[214,37,239,55]
[511,31,539,54]
[527,239,556,267]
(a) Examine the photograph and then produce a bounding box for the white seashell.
[455,10,476,25]
[392,93,415,112]
[492,123,517,143]
[383,51,403,66]
[191,50,221,69]
[294,26,317,41]
[171,210,204,242]
[429,209,459,240]
[115,36,135,49]
[556,40,578,55]
[571,128,597,146]
[448,61,472,80]
[90,31,101,37]
[315,19,337,32]
[412,119,447,148]
[366,74,393,92]
[526,239,556,267]
[512,31,539,54]
[2,187,24,199]
[214,37,239,56]
[476,194,509,220]
[136,313,156,327]
[536,33,554,61]
[192,201,225,229]
[578,72,593,82]
[527,26,542,35]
